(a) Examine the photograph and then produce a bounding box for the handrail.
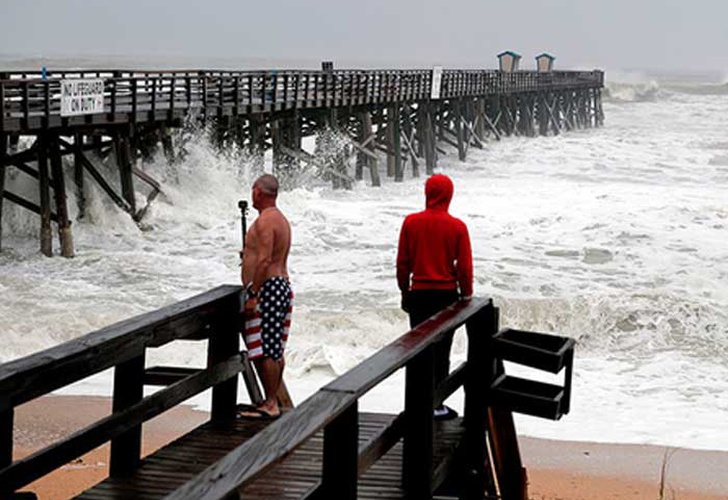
[164,297,496,500]
[1,68,604,132]
[0,284,244,494]
[0,284,241,411]
[323,297,489,396]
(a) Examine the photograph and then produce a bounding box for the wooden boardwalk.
[73,413,464,500]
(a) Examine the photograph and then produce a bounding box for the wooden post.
[553,93,563,134]
[355,113,367,181]
[402,345,434,499]
[463,300,499,499]
[527,96,536,137]
[209,296,240,421]
[8,134,19,153]
[0,408,11,473]
[49,138,74,257]
[115,132,136,215]
[393,104,403,182]
[290,110,301,166]
[73,133,85,220]
[586,90,594,128]
[0,132,6,251]
[598,88,604,126]
[475,98,486,141]
[518,97,527,136]
[160,124,175,163]
[436,103,445,143]
[248,114,266,170]
[362,111,380,186]
[273,113,300,179]
[386,106,396,177]
[454,100,466,162]
[0,83,5,252]
[110,353,145,477]
[420,104,436,175]
[270,118,282,175]
[401,104,418,178]
[320,401,358,499]
[38,134,52,257]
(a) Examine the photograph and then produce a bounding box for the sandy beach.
[12,395,727,500]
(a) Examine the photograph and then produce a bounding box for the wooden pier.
[0,286,575,499]
[0,66,604,257]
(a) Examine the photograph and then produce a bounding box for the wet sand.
[12,395,728,499]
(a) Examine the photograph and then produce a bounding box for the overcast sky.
[2,0,727,73]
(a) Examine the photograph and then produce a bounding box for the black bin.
[490,328,575,420]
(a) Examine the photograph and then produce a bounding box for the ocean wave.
[603,80,665,103]
[663,82,728,96]
[493,293,728,362]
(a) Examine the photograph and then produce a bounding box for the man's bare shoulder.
[255,208,289,230]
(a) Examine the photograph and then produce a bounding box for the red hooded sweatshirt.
[396,174,473,297]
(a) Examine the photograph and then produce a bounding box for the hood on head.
[425,174,453,210]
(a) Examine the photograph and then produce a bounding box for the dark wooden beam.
[49,138,74,257]
[0,133,6,251]
[403,345,434,499]
[115,133,136,214]
[73,133,85,219]
[110,353,145,477]
[75,148,133,215]
[209,297,240,422]
[320,402,358,499]
[393,105,403,182]
[37,134,52,257]
[2,191,58,222]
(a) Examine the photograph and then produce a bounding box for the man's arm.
[396,221,412,312]
[456,223,473,299]
[396,221,411,293]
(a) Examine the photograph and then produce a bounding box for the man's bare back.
[241,206,291,292]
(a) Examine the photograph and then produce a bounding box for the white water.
[1,74,727,452]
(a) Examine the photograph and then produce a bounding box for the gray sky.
[2,0,727,73]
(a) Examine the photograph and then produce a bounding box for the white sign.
[60,79,105,117]
[431,66,443,99]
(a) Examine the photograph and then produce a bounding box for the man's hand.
[244,296,258,314]
[400,291,410,313]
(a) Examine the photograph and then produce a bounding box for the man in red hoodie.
[396,173,473,420]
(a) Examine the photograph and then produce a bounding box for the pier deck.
[73,413,464,500]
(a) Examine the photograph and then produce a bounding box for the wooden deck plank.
[74,412,466,500]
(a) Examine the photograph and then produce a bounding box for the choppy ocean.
[1,60,727,451]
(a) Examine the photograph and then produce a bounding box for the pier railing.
[0,69,604,132]
[0,285,243,495]
[163,297,498,500]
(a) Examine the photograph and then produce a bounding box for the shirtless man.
[239,174,292,420]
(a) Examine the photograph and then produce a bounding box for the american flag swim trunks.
[243,277,293,361]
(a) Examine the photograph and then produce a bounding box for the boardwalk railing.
[0,286,573,499]
[0,285,243,495]
[163,297,499,500]
[1,69,604,132]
